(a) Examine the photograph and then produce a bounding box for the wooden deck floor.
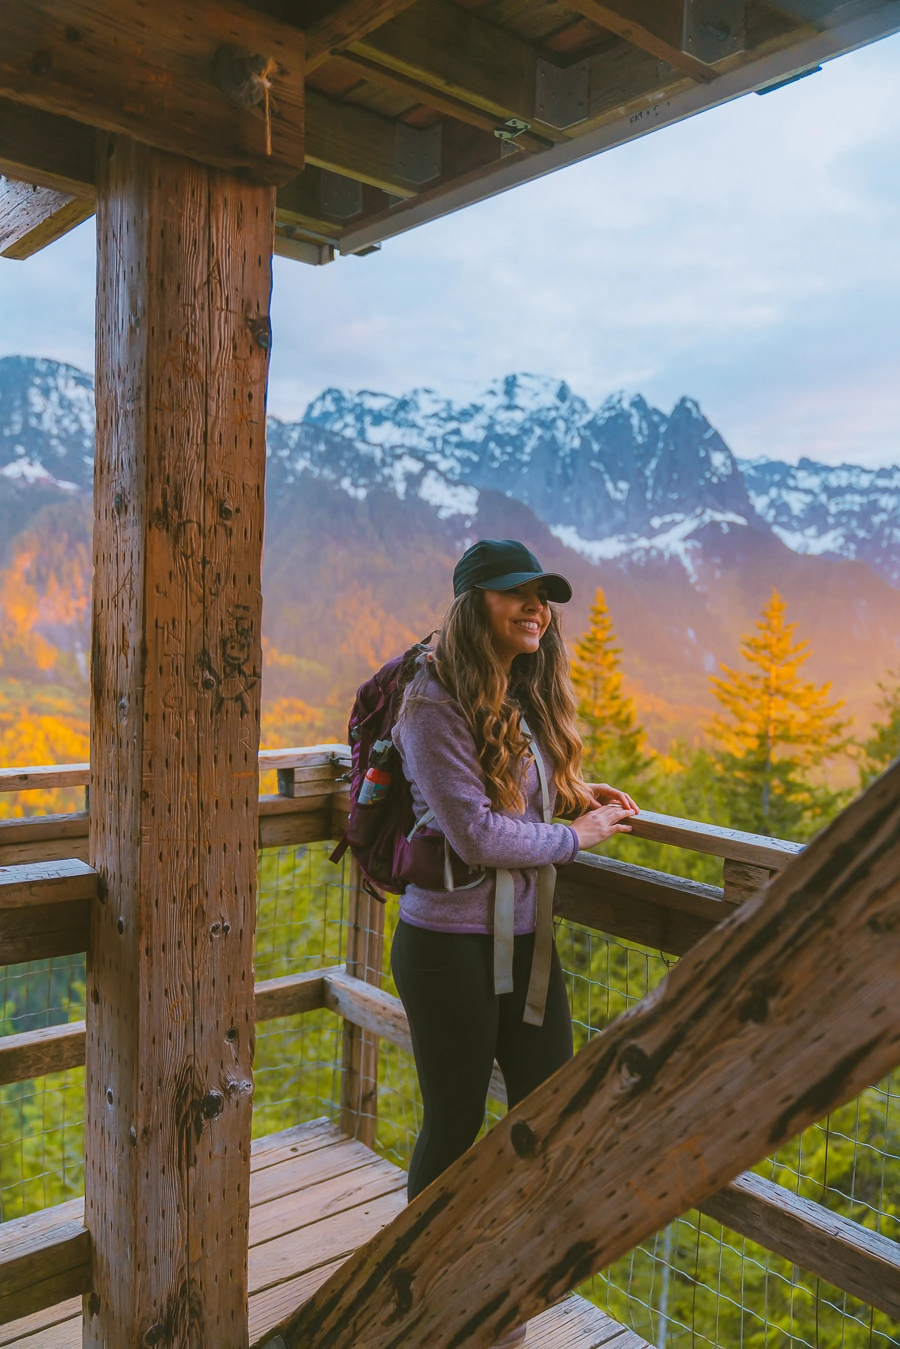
[0,1119,649,1348]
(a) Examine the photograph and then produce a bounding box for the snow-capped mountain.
[3,356,900,590]
[740,457,900,587]
[272,370,900,588]
[0,356,94,491]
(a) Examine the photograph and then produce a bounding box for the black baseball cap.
[452,539,572,602]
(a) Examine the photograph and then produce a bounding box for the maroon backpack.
[330,640,479,899]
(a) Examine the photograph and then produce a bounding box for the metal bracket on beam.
[394,123,442,185]
[320,170,363,220]
[534,59,590,130]
[683,0,745,64]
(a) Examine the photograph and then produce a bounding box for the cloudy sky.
[2,30,898,467]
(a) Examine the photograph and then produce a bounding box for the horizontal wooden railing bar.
[0,966,343,1086]
[4,963,897,1322]
[0,1197,91,1327]
[626,809,803,870]
[555,852,734,957]
[0,745,351,793]
[0,860,99,966]
[699,1172,900,1319]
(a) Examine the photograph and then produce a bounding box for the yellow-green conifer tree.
[571,587,649,787]
[860,670,900,787]
[710,588,850,838]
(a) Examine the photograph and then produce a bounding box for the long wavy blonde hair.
[404,588,594,817]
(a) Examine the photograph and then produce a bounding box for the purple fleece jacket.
[392,667,580,935]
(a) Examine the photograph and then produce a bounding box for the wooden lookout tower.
[1,2,900,1346]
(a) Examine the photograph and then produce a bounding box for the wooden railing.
[1,748,898,1333]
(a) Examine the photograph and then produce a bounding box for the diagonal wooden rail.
[279,760,900,1349]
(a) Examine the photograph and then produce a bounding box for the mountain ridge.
[1,355,899,753]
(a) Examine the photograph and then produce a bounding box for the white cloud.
[1,31,899,468]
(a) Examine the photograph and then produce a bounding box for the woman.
[392,539,638,1225]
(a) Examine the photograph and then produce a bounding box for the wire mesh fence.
[2,838,898,1346]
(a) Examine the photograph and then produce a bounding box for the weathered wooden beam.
[0,859,98,963]
[555,851,733,956]
[0,1198,91,1326]
[699,1171,900,1319]
[562,0,717,82]
[306,0,421,74]
[0,176,92,258]
[348,0,567,139]
[628,809,802,870]
[339,865,386,1147]
[281,762,900,1349]
[0,0,304,184]
[0,96,95,195]
[0,1019,86,1086]
[0,967,337,1089]
[325,52,553,153]
[86,137,274,1347]
[306,89,422,194]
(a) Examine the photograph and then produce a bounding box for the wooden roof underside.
[1,0,899,264]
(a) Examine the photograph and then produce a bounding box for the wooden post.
[339,863,385,1147]
[85,135,274,1348]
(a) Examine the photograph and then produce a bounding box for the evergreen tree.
[571,588,650,787]
[709,589,850,839]
[860,671,900,787]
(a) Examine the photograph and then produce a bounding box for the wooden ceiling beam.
[0,0,305,185]
[0,91,433,240]
[562,0,719,82]
[326,52,554,153]
[0,97,95,196]
[348,0,571,140]
[0,176,93,258]
[306,0,421,74]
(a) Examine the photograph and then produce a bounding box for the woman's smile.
[482,580,551,669]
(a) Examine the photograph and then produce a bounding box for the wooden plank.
[350,0,557,136]
[281,760,900,1349]
[0,859,97,908]
[0,1297,81,1348]
[0,763,90,793]
[0,1312,81,1348]
[306,0,422,74]
[627,809,803,870]
[0,1019,85,1086]
[259,806,333,850]
[0,177,92,259]
[326,51,548,150]
[324,968,413,1055]
[563,0,718,82]
[699,1171,900,1320]
[253,967,331,1021]
[305,89,417,196]
[248,1188,406,1298]
[0,1200,90,1325]
[722,857,773,905]
[555,852,732,957]
[0,97,94,196]
[250,1162,405,1246]
[85,139,273,1348]
[0,0,304,185]
[0,860,97,965]
[0,899,89,965]
[0,968,334,1089]
[340,863,385,1147]
[0,747,346,793]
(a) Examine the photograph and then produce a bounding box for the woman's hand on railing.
[570,803,638,850]
[585,782,639,814]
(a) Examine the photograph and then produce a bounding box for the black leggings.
[391,919,573,1200]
